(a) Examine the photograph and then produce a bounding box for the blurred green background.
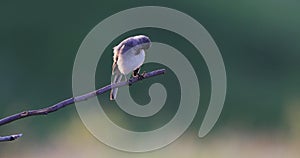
[1,0,300,157]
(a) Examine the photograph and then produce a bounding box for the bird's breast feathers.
[117,49,145,75]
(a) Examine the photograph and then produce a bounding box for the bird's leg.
[132,67,146,80]
[133,67,140,78]
[128,68,145,87]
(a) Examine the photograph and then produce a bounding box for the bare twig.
[0,69,165,142]
[0,134,23,142]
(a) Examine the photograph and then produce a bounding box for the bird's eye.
[140,37,150,44]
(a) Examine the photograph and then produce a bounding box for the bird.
[110,35,151,100]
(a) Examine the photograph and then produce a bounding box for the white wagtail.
[110,35,151,100]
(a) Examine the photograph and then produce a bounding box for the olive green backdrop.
[1,0,299,157]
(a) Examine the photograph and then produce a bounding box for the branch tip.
[0,133,23,142]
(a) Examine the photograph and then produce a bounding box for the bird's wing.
[112,44,125,75]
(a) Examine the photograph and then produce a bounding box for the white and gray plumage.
[110,35,151,100]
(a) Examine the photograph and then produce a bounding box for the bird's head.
[115,35,151,54]
[136,35,151,50]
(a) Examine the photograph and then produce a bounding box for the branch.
[0,134,23,142]
[0,69,165,141]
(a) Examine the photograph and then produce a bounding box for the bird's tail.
[110,74,123,100]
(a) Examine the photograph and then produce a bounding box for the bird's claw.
[128,71,146,86]
[132,72,146,80]
[131,71,146,79]
[138,71,146,80]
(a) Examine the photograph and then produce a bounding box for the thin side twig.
[0,68,165,142]
[0,134,23,142]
